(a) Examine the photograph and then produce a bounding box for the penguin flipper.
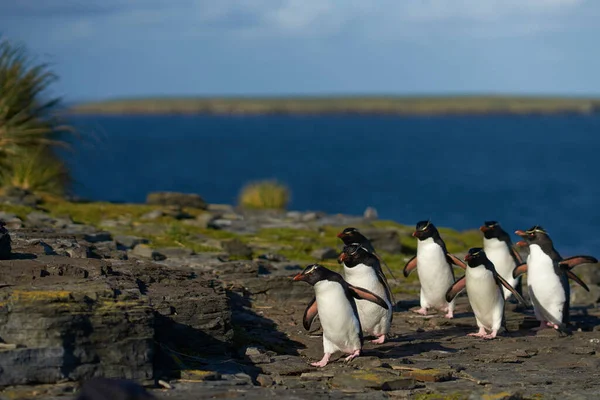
[303,297,319,330]
[513,263,528,279]
[510,246,524,264]
[445,276,466,303]
[347,284,389,310]
[403,255,417,277]
[559,255,598,269]
[446,253,467,270]
[566,270,590,292]
[495,273,527,306]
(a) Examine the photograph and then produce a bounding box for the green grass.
[238,180,290,210]
[69,95,600,116]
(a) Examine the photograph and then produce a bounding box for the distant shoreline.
[67,96,600,116]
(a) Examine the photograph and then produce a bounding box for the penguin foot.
[483,330,498,340]
[531,321,549,331]
[413,307,428,316]
[467,327,488,338]
[311,353,331,368]
[344,349,360,363]
[444,310,454,319]
[371,335,386,344]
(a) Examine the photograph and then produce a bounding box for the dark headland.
[68,95,600,116]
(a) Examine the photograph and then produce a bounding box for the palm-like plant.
[0,37,74,195]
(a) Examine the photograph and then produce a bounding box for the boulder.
[146,192,207,210]
[221,238,253,260]
[130,244,166,261]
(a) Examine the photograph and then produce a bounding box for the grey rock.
[140,210,164,220]
[301,212,322,222]
[310,247,338,261]
[75,377,156,400]
[84,232,113,243]
[256,355,314,376]
[115,235,149,250]
[26,211,55,225]
[191,212,218,228]
[244,346,272,364]
[363,206,378,220]
[130,244,166,261]
[155,247,195,258]
[221,238,253,259]
[146,192,207,209]
[360,228,403,254]
[66,244,92,259]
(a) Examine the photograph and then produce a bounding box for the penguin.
[446,248,526,339]
[293,264,389,367]
[480,221,524,301]
[513,226,597,332]
[337,227,398,281]
[338,243,393,344]
[403,220,466,318]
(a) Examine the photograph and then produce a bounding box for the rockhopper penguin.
[403,220,467,318]
[293,264,390,367]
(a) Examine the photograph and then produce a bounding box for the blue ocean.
[65,114,600,255]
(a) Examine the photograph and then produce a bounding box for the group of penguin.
[292,221,598,368]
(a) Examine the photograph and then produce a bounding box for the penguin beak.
[516,240,528,247]
[480,225,489,232]
[292,273,305,281]
[338,252,346,264]
[412,231,419,237]
[464,254,472,262]
[514,230,526,237]
[336,232,344,238]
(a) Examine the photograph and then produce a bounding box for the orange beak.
[515,230,526,237]
[464,254,472,262]
[516,240,528,247]
[338,252,347,264]
[480,225,490,232]
[292,273,304,281]
[336,231,344,238]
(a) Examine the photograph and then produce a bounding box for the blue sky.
[1,0,599,101]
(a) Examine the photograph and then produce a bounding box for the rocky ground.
[1,192,599,400]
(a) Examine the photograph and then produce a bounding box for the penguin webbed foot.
[444,310,454,319]
[344,349,360,363]
[311,353,332,368]
[483,330,498,340]
[467,327,488,338]
[370,335,386,344]
[412,307,428,316]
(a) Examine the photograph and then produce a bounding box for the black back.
[338,227,376,253]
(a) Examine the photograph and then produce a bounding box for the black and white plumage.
[337,227,398,282]
[293,264,389,367]
[338,243,393,344]
[446,248,526,339]
[480,221,524,301]
[403,220,466,318]
[514,226,597,332]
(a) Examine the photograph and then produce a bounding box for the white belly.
[466,265,504,330]
[343,263,392,335]
[416,238,455,309]
[314,280,362,353]
[526,245,566,324]
[483,238,519,299]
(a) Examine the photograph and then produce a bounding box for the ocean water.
[65,114,600,255]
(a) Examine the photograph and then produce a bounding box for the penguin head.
[464,247,488,267]
[336,227,365,244]
[515,225,550,247]
[338,242,370,265]
[479,220,506,240]
[293,264,331,285]
[412,220,437,240]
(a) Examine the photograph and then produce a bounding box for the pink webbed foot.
[371,335,386,344]
[531,321,549,331]
[344,349,360,363]
[444,310,454,319]
[467,327,488,338]
[483,330,498,340]
[310,353,331,368]
[413,307,428,316]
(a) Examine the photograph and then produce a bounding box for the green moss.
[0,203,34,219]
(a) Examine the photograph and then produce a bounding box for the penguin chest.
[416,239,454,299]
[314,281,361,350]
[466,266,503,329]
[483,239,517,284]
[343,264,392,333]
[526,247,566,321]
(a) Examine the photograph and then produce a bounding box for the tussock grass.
[238,180,290,210]
[0,37,74,194]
